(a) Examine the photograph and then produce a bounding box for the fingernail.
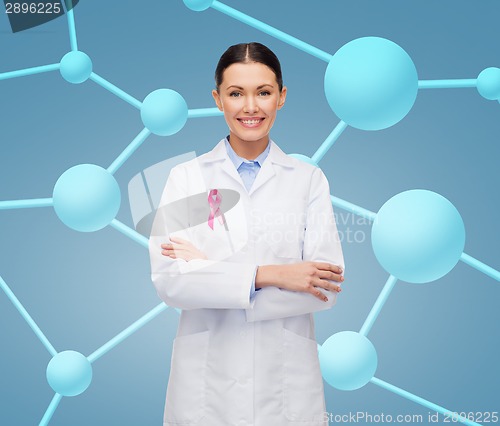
[340,276,344,281]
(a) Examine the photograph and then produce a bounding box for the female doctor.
[149,42,344,426]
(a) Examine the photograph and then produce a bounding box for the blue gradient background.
[1,1,499,425]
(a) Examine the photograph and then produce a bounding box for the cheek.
[264,106,279,121]
[222,100,242,116]
[262,97,280,113]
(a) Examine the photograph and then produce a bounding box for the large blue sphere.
[53,164,121,232]
[477,67,500,100]
[324,37,418,131]
[141,89,188,136]
[183,0,214,11]
[46,351,93,397]
[60,51,93,84]
[371,190,466,283]
[319,331,377,391]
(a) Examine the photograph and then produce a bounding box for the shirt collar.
[199,138,296,168]
[224,137,271,170]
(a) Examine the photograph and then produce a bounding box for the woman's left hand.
[161,236,208,261]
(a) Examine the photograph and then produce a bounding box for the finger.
[169,236,190,244]
[161,250,176,258]
[168,246,191,253]
[317,269,344,283]
[165,242,192,253]
[169,239,196,250]
[309,287,329,302]
[314,278,342,293]
[167,247,197,258]
[313,262,343,275]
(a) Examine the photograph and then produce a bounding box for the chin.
[239,135,268,144]
[231,128,270,143]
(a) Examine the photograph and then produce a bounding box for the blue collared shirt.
[224,137,271,192]
[224,137,270,300]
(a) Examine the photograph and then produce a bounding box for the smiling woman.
[148,42,345,426]
[212,43,287,159]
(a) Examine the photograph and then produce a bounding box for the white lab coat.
[149,139,344,426]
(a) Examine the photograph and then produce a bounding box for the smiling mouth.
[237,118,265,128]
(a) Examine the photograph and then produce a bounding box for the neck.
[228,133,269,160]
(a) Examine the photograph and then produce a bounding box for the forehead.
[221,62,278,88]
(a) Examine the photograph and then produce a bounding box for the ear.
[277,86,287,110]
[212,89,223,111]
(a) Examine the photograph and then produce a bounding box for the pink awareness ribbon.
[207,189,225,230]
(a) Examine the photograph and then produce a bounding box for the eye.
[229,92,242,97]
[259,90,271,96]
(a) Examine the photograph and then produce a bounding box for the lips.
[237,117,265,128]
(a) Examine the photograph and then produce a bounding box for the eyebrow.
[226,84,274,90]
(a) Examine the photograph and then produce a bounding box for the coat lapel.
[198,139,296,195]
[199,140,243,189]
[249,140,295,196]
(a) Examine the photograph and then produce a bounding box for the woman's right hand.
[255,262,344,302]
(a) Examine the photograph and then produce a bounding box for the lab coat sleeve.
[149,166,258,310]
[245,167,345,322]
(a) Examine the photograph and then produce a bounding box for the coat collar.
[199,139,295,167]
[198,139,296,195]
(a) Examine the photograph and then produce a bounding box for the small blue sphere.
[53,164,121,232]
[46,351,93,397]
[319,331,377,391]
[183,0,213,11]
[324,37,418,131]
[477,67,500,100]
[371,190,466,283]
[288,153,318,167]
[141,89,188,136]
[59,51,93,84]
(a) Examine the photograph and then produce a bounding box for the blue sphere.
[46,351,93,397]
[183,0,214,11]
[477,67,500,100]
[288,153,318,167]
[53,164,121,232]
[324,37,418,131]
[141,89,188,136]
[371,190,466,283]
[319,331,377,391]
[60,51,93,84]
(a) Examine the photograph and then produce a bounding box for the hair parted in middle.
[214,42,284,92]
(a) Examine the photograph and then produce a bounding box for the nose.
[243,96,259,114]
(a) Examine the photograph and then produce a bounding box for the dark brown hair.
[215,42,284,92]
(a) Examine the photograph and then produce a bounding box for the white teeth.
[241,119,262,125]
